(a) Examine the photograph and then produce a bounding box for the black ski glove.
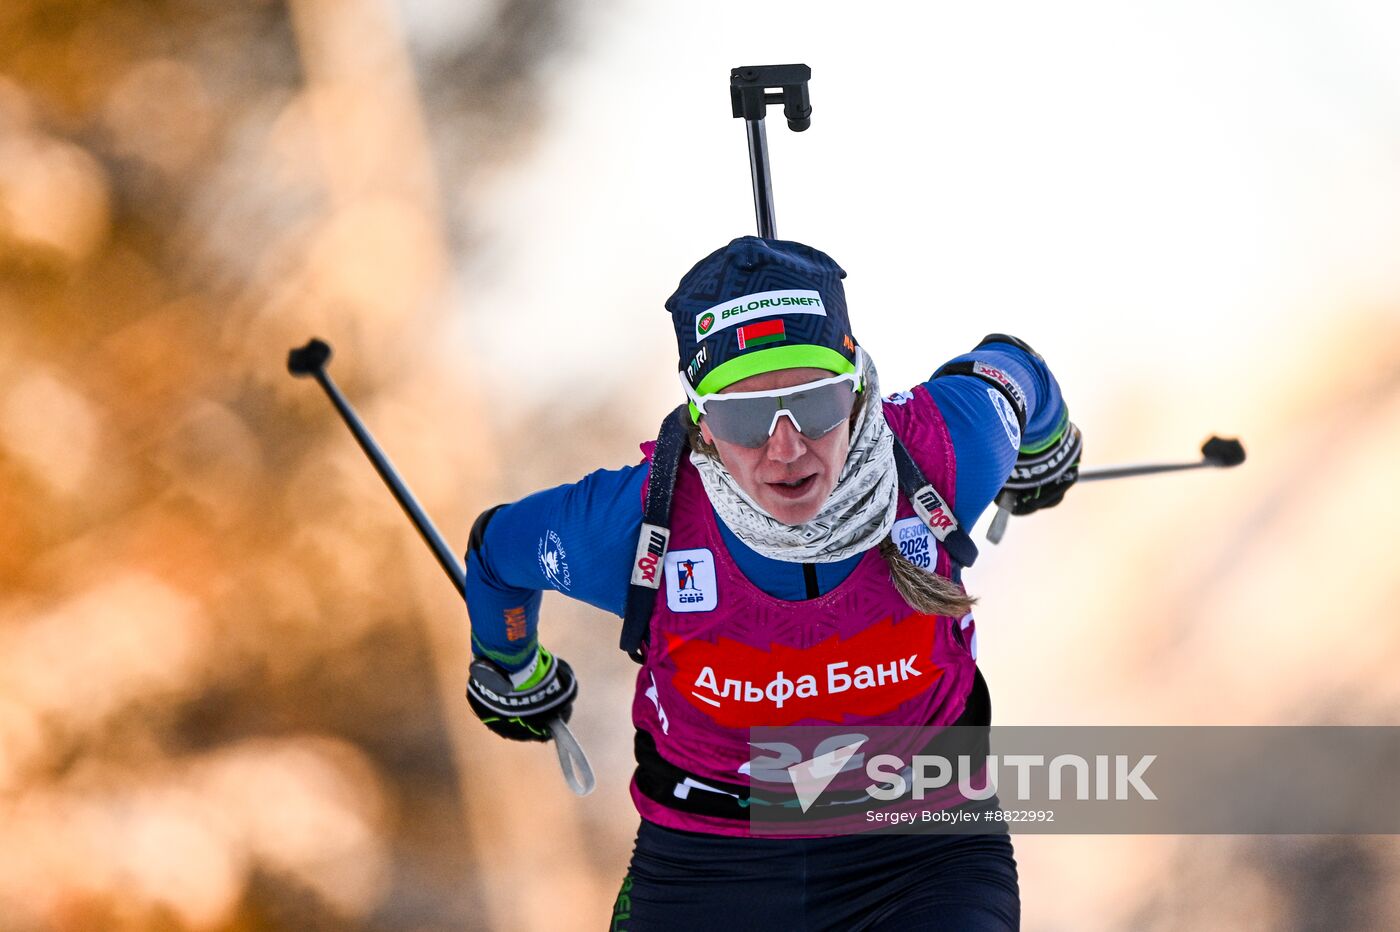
[999,419,1083,516]
[467,646,577,742]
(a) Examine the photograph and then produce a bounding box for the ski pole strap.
[890,431,979,570]
[548,718,596,797]
[620,405,690,663]
[931,359,1028,435]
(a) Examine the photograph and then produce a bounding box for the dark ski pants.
[612,819,1020,931]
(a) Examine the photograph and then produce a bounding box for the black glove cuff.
[467,690,572,742]
[1002,423,1083,491]
[467,654,578,719]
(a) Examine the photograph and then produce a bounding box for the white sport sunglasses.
[680,348,865,449]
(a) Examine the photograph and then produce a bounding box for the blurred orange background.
[2,1,1397,929]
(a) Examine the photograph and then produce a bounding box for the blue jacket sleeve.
[921,340,1068,528]
[466,463,646,672]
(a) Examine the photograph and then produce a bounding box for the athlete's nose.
[764,415,807,463]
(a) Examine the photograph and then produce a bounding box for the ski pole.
[730,64,812,238]
[287,338,463,593]
[287,337,596,796]
[1077,435,1246,482]
[985,435,1246,544]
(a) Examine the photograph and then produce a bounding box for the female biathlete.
[463,237,1081,930]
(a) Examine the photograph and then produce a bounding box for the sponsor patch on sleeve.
[972,361,1027,414]
[537,529,572,591]
[987,388,1022,450]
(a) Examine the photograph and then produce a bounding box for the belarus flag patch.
[736,319,786,349]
